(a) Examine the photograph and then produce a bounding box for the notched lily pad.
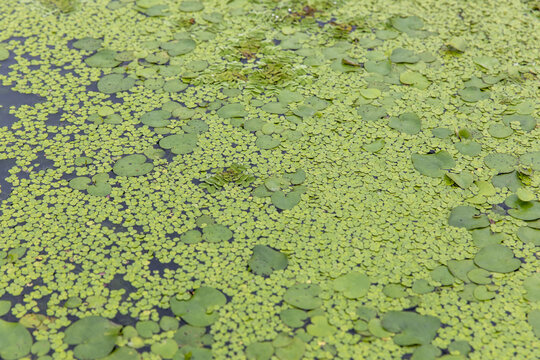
[113,154,154,176]
[97,74,135,94]
[159,133,198,154]
[332,272,370,299]
[389,112,421,134]
[412,151,455,177]
[381,311,441,346]
[284,284,322,310]
[0,319,33,360]
[63,316,121,360]
[448,206,489,230]
[248,245,288,276]
[474,244,521,273]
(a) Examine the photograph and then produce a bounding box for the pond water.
[0,1,538,360]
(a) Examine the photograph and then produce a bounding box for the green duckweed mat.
[0,0,539,359]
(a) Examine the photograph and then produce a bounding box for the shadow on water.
[0,158,16,201]
[0,85,45,127]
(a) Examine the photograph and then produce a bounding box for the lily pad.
[523,274,540,302]
[280,309,308,328]
[271,190,301,210]
[474,244,521,273]
[159,134,198,154]
[381,311,441,346]
[389,112,421,134]
[517,226,540,246]
[274,336,305,360]
[412,151,455,177]
[179,1,204,12]
[73,37,102,51]
[202,224,233,243]
[520,151,540,171]
[365,60,391,75]
[448,206,489,230]
[63,317,121,360]
[161,39,196,56]
[332,272,370,299]
[484,153,517,173]
[85,50,121,68]
[261,102,288,114]
[507,198,540,221]
[113,154,154,176]
[0,320,33,360]
[459,87,489,102]
[217,103,247,118]
[246,342,274,360]
[284,284,322,310]
[170,287,227,327]
[502,114,537,132]
[400,71,430,89]
[97,74,135,94]
[256,135,281,150]
[141,110,171,127]
[455,141,482,157]
[390,48,420,63]
[248,245,288,276]
[307,316,336,337]
[357,105,387,122]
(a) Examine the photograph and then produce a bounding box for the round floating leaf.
[101,347,140,360]
[97,74,135,94]
[390,48,420,63]
[0,320,32,360]
[217,103,247,118]
[448,206,489,230]
[31,340,50,356]
[517,226,540,246]
[64,317,121,360]
[87,182,112,197]
[246,342,274,360]
[159,134,198,154]
[520,151,540,171]
[262,102,288,114]
[488,124,513,138]
[176,346,212,360]
[179,1,204,11]
[271,190,301,210]
[459,87,489,102]
[430,266,454,286]
[473,285,496,300]
[161,39,196,56]
[524,274,540,302]
[85,50,121,68]
[508,199,540,221]
[365,60,391,75]
[163,79,188,93]
[383,283,407,298]
[113,154,153,176]
[473,56,500,71]
[412,151,455,177]
[447,37,468,52]
[448,259,477,283]
[280,309,308,328]
[381,311,441,346]
[411,344,441,360]
[359,88,381,99]
[170,287,226,327]
[151,339,177,359]
[159,316,179,332]
[391,15,425,35]
[274,337,305,360]
[502,114,537,132]
[333,272,370,299]
[174,325,206,346]
[467,268,491,285]
[412,279,434,294]
[357,105,386,122]
[306,316,336,337]
[256,135,281,150]
[0,300,10,316]
[69,176,91,190]
[248,245,288,276]
[389,112,421,134]
[284,284,322,310]
[474,245,521,273]
[278,90,304,104]
[484,153,517,173]
[364,139,385,153]
[73,37,102,51]
[141,110,171,127]
[181,230,202,244]
[136,320,159,338]
[455,141,481,157]
[445,171,473,189]
[399,71,430,89]
[202,224,232,243]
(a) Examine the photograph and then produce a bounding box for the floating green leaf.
[412,151,455,177]
[283,284,322,310]
[248,245,288,276]
[381,311,441,346]
[113,154,153,176]
[333,272,370,299]
[159,134,198,154]
[63,317,121,360]
[474,245,521,273]
[448,206,489,230]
